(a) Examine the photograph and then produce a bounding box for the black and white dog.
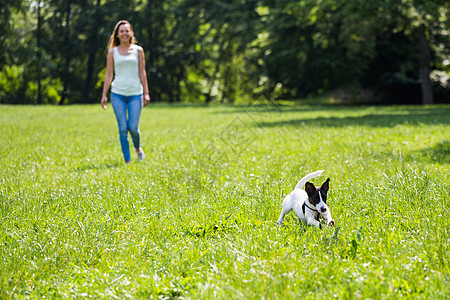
[277,170,334,228]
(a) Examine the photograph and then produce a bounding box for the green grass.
[0,102,449,299]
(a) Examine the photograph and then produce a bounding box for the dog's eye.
[318,191,327,203]
[313,194,321,204]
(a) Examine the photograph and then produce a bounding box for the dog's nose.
[320,207,327,213]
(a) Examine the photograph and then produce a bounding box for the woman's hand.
[143,93,150,106]
[101,96,108,110]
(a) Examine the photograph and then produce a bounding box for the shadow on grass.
[413,140,450,164]
[257,107,450,128]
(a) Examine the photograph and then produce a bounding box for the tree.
[260,0,449,104]
[394,0,449,105]
[82,0,103,103]
[0,0,23,66]
[1,0,448,104]
[36,0,43,104]
[169,0,261,103]
[58,1,74,105]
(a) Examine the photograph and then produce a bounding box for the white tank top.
[111,45,143,96]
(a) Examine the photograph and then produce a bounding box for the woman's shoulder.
[107,47,115,58]
[133,44,144,52]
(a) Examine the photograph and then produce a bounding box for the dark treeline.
[0,0,449,105]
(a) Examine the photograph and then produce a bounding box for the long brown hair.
[108,20,136,49]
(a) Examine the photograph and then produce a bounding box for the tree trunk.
[58,2,73,105]
[37,2,42,105]
[82,0,101,103]
[205,61,220,104]
[82,48,95,103]
[418,24,434,105]
[146,0,160,102]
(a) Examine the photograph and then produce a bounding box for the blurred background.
[0,0,448,105]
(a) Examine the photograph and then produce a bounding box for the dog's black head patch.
[305,178,330,205]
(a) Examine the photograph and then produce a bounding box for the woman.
[101,20,150,164]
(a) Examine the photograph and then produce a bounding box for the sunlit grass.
[0,103,449,299]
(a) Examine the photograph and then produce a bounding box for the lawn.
[0,102,449,299]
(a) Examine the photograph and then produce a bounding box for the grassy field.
[0,102,449,299]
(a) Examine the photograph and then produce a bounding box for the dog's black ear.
[305,182,316,195]
[321,178,330,193]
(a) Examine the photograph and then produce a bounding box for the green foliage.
[26,77,64,105]
[0,0,449,104]
[261,0,449,101]
[0,66,23,103]
[0,65,63,104]
[0,103,449,298]
[0,0,24,65]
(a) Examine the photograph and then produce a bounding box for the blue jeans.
[110,92,143,162]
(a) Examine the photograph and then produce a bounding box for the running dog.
[277,170,334,228]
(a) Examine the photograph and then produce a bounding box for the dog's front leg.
[321,210,334,227]
[306,218,321,228]
[305,211,321,228]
